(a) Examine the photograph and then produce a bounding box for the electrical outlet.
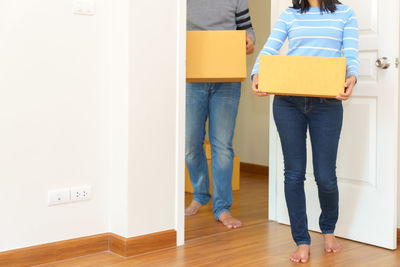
[71,186,91,202]
[48,188,71,206]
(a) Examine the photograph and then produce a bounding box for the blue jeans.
[185,82,241,220]
[273,96,343,246]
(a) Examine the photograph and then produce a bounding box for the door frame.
[175,0,187,246]
[267,0,283,222]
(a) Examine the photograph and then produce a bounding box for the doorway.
[184,0,272,241]
[179,0,399,250]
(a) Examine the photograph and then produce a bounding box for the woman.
[251,0,358,263]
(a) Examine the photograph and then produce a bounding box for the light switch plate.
[73,0,96,16]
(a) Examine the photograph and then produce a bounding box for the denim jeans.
[273,96,343,246]
[185,82,241,220]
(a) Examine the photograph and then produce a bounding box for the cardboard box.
[258,55,347,98]
[186,30,247,83]
[185,141,240,194]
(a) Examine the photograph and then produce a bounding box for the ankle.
[217,211,231,220]
[296,242,311,247]
[218,213,229,221]
[323,232,335,236]
[324,234,336,239]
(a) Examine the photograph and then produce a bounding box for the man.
[185,0,255,229]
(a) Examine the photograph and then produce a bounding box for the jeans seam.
[305,98,313,115]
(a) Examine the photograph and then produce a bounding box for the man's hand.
[337,75,356,101]
[252,74,269,96]
[246,32,254,55]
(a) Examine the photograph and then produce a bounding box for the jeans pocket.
[322,98,342,105]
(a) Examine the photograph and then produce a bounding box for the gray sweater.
[187,0,256,43]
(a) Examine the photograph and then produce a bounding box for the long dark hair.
[291,0,342,13]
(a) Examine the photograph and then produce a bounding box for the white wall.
[126,0,177,237]
[233,0,271,166]
[0,0,181,252]
[0,0,111,251]
[108,0,130,237]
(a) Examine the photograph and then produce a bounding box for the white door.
[269,0,399,249]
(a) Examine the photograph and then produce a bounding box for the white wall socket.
[48,188,71,206]
[70,186,92,202]
[48,186,92,206]
[73,0,96,15]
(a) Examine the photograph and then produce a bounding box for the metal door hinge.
[396,58,399,68]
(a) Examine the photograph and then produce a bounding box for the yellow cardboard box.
[258,55,347,98]
[186,30,247,83]
[185,141,240,193]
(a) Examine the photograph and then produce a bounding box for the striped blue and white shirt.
[251,5,359,80]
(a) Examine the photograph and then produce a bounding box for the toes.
[220,217,242,229]
[290,255,300,263]
[223,222,233,229]
[233,222,242,229]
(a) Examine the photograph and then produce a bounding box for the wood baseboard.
[397,228,400,246]
[0,233,109,267]
[240,162,269,176]
[110,230,176,257]
[0,230,176,266]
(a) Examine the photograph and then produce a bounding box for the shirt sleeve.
[343,9,359,80]
[236,0,256,44]
[251,10,289,80]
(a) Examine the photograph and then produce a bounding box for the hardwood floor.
[38,222,400,267]
[185,171,269,240]
[36,171,400,267]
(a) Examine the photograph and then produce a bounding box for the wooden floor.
[37,172,400,267]
[185,171,269,240]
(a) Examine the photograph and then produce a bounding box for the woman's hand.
[337,75,356,101]
[252,74,269,97]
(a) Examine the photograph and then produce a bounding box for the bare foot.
[290,245,310,263]
[324,234,341,253]
[218,212,242,229]
[185,200,203,216]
